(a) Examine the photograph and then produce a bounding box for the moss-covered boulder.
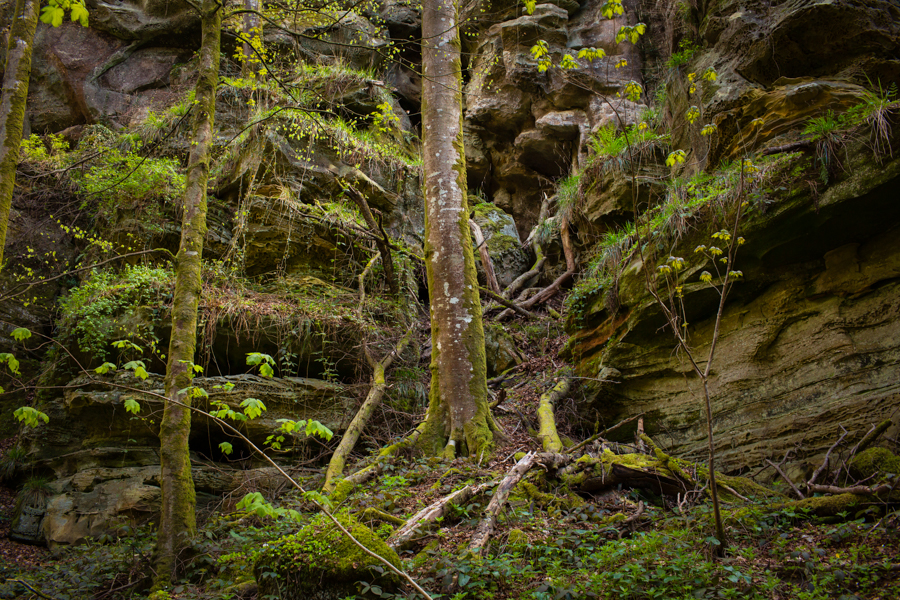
[254,510,402,600]
[850,447,900,480]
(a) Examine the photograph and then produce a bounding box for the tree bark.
[153,0,220,587]
[0,0,39,269]
[417,0,493,459]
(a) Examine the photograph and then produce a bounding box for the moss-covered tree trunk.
[417,0,493,459]
[153,0,220,587]
[0,0,39,269]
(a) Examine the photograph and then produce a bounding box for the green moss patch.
[254,510,402,600]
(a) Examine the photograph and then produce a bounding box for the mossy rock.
[850,447,900,480]
[254,510,402,600]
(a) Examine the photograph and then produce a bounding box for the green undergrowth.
[4,452,898,600]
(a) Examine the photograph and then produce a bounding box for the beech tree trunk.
[0,0,39,268]
[418,0,493,459]
[153,0,220,587]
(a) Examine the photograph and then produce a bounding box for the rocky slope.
[0,0,898,546]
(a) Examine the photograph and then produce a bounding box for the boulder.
[471,203,531,289]
[484,323,524,377]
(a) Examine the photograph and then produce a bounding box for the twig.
[808,429,849,487]
[766,459,805,499]
[4,580,62,600]
[479,286,534,318]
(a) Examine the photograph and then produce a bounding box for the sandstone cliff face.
[564,0,900,479]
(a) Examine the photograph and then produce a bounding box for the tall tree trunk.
[153,0,220,587]
[417,0,493,459]
[0,0,39,269]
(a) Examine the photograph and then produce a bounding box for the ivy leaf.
[246,352,274,367]
[11,328,31,342]
[219,441,233,455]
[40,6,65,27]
[529,40,548,60]
[524,0,536,15]
[560,54,579,69]
[305,420,334,441]
[665,150,686,167]
[258,362,274,378]
[124,398,141,414]
[303,490,332,510]
[133,366,149,380]
[0,353,21,375]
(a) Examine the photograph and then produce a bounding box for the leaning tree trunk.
[153,0,221,588]
[0,0,39,269]
[417,0,493,459]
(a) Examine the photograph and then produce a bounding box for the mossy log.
[561,450,777,501]
[537,378,570,453]
[329,427,422,504]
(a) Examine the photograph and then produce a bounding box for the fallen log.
[388,481,495,550]
[469,452,537,556]
[322,331,413,493]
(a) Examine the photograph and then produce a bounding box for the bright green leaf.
[14,406,49,427]
[124,398,141,414]
[11,328,31,342]
[95,362,117,374]
[219,442,233,455]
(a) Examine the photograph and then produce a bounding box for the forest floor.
[1,311,899,599]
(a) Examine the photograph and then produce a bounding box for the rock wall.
[564,0,900,479]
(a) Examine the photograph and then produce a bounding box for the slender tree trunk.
[242,0,260,78]
[417,0,493,459]
[153,0,220,587]
[0,0,39,269]
[322,332,412,492]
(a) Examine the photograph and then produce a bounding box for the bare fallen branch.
[469,452,537,556]
[388,481,496,551]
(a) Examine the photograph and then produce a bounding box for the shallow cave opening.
[190,426,253,466]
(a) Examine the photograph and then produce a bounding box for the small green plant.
[666,38,701,68]
[59,264,172,360]
[0,447,26,481]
